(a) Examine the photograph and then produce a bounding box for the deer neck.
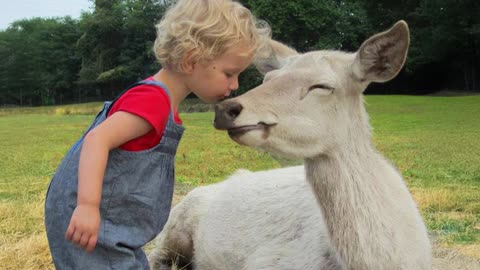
[305,141,394,270]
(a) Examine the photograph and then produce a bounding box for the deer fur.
[149,21,432,270]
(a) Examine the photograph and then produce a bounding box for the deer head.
[214,21,410,159]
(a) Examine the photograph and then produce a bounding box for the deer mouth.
[227,122,277,136]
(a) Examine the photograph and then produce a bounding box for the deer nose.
[214,101,243,130]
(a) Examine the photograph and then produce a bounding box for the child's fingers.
[65,223,75,241]
[79,233,90,249]
[85,234,98,252]
[71,229,83,244]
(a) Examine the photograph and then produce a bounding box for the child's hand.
[65,204,100,252]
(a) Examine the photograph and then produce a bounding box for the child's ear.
[181,50,197,74]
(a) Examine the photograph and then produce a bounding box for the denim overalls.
[45,80,184,269]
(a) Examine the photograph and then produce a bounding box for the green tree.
[360,0,479,92]
[77,0,124,100]
[244,0,369,51]
[1,19,44,105]
[116,0,166,83]
[40,17,82,105]
[77,0,168,101]
[235,0,371,95]
[0,17,82,105]
[2,0,478,106]
[410,0,480,91]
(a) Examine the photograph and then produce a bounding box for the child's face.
[188,45,253,103]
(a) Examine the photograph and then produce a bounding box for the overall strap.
[105,80,173,117]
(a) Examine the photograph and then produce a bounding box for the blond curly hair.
[153,0,270,72]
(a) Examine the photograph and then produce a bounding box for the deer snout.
[214,101,243,130]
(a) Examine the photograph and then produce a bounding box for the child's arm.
[65,111,153,252]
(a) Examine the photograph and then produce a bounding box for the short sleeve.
[107,84,171,136]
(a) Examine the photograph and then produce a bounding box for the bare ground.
[432,240,480,270]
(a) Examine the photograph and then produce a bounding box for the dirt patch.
[172,182,195,205]
[432,240,480,270]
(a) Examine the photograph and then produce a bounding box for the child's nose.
[229,78,239,91]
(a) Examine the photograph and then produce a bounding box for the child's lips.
[218,92,230,100]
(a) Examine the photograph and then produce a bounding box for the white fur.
[149,21,432,270]
[149,166,341,270]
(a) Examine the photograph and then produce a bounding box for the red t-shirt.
[107,77,182,151]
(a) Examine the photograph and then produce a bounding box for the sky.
[0,0,93,30]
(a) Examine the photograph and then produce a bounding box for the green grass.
[0,95,479,268]
[0,102,104,116]
[367,96,480,250]
[368,96,480,189]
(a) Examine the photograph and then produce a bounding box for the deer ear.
[254,39,298,74]
[352,20,410,83]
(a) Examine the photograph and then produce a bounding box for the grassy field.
[0,95,479,269]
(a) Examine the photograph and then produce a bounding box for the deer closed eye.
[300,84,335,100]
[308,84,335,96]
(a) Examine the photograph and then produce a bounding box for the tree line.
[0,0,478,106]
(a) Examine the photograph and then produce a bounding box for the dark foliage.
[0,0,478,106]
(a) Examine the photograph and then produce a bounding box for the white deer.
[149,21,432,270]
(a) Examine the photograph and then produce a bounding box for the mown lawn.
[368,96,480,252]
[0,95,479,269]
